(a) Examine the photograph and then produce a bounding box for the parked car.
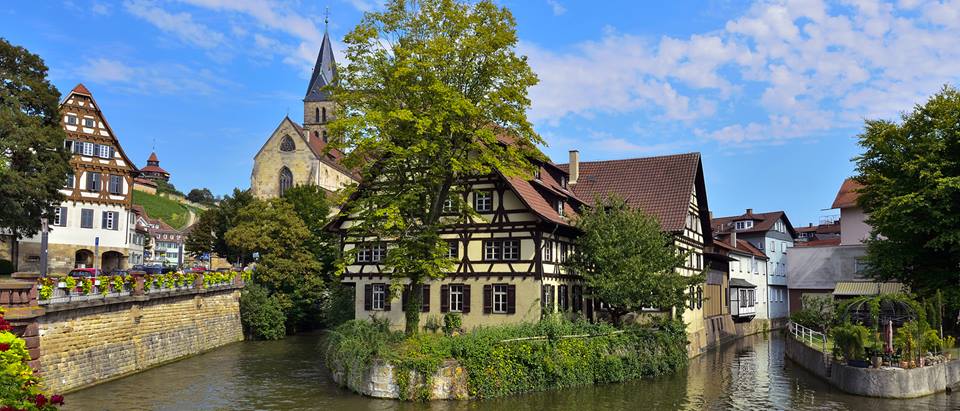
[189,266,207,273]
[160,266,176,274]
[68,268,102,277]
[107,269,130,276]
[141,265,163,275]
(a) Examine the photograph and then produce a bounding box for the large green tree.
[226,198,325,332]
[565,196,698,325]
[282,185,337,277]
[855,86,960,307]
[0,38,71,239]
[184,188,254,264]
[330,0,540,333]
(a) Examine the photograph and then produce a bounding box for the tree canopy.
[183,188,254,264]
[855,86,960,307]
[330,0,541,333]
[0,38,71,239]
[565,196,698,324]
[186,188,215,205]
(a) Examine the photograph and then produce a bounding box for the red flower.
[34,394,47,407]
[0,406,14,411]
[0,343,9,351]
[50,394,65,405]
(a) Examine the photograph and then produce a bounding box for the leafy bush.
[325,316,688,400]
[790,295,835,332]
[321,284,355,328]
[0,309,63,410]
[831,323,871,361]
[240,284,286,340]
[442,313,462,335]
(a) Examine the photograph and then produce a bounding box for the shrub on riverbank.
[324,315,689,400]
[0,309,63,410]
[240,284,286,340]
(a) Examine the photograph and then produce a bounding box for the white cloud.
[76,58,233,95]
[524,0,960,146]
[124,0,224,49]
[546,0,566,16]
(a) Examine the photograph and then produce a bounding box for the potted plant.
[832,323,870,367]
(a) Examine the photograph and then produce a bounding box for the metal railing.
[788,321,828,354]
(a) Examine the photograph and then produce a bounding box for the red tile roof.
[141,165,168,174]
[832,178,863,209]
[794,238,842,247]
[501,161,583,226]
[289,120,360,180]
[71,83,91,95]
[148,152,159,162]
[557,152,707,232]
[712,209,797,237]
[713,235,769,259]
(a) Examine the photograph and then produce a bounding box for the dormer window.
[561,176,567,188]
[734,220,753,230]
[556,200,565,217]
[533,167,541,180]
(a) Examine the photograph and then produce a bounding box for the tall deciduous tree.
[565,196,698,325]
[226,198,325,332]
[330,0,540,333]
[184,188,254,264]
[282,185,337,278]
[0,38,71,239]
[855,86,960,311]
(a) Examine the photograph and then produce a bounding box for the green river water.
[62,332,959,410]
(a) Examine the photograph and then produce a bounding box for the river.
[63,332,960,410]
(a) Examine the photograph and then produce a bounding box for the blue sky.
[5,0,960,227]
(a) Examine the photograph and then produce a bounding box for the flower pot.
[899,360,909,368]
[871,356,883,368]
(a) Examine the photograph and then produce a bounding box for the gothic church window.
[280,135,296,152]
[279,167,293,196]
[315,107,320,123]
[322,107,327,123]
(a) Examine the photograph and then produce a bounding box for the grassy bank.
[132,190,192,229]
[324,315,689,400]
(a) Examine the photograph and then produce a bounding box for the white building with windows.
[14,84,138,273]
[713,209,796,324]
[713,233,769,322]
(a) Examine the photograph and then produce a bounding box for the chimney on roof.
[730,231,737,247]
[568,150,580,185]
[746,208,753,215]
[809,223,813,227]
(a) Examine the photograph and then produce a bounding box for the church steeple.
[304,27,336,103]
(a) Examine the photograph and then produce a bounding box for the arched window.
[321,107,327,123]
[279,167,293,196]
[314,107,320,123]
[280,135,295,152]
[322,130,328,143]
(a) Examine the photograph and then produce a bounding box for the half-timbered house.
[336,157,587,330]
[16,84,138,273]
[557,150,713,355]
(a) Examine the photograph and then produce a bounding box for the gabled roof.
[713,209,797,238]
[729,278,757,288]
[253,116,359,181]
[304,30,337,102]
[147,152,159,162]
[832,178,863,209]
[713,235,769,259]
[141,152,168,174]
[501,161,583,226]
[60,84,139,173]
[557,152,710,235]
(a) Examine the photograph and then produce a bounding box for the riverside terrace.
[0,271,246,392]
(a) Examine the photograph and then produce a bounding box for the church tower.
[303,23,336,145]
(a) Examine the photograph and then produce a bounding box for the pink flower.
[0,343,10,352]
[34,394,47,407]
[50,394,65,405]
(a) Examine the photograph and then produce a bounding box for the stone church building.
[250,29,358,198]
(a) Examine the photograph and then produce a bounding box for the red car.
[68,268,102,277]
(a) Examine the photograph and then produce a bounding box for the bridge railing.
[788,321,828,354]
[36,271,247,305]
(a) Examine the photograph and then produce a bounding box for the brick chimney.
[746,208,753,215]
[568,150,580,185]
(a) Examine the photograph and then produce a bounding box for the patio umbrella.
[885,320,894,354]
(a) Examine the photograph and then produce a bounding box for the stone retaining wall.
[331,358,469,400]
[785,332,960,398]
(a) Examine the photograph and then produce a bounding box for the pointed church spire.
[305,12,337,103]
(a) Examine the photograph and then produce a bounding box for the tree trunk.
[405,279,423,335]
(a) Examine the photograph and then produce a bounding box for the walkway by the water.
[63,331,960,410]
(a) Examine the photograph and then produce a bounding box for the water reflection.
[64,332,960,410]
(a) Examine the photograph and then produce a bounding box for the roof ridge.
[557,151,700,167]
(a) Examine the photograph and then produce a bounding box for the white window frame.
[53,207,64,226]
[104,211,115,230]
[371,243,386,262]
[484,241,500,260]
[372,284,386,310]
[446,240,458,259]
[83,117,96,128]
[543,240,553,262]
[559,242,568,263]
[556,200,564,217]
[442,197,454,213]
[81,142,94,156]
[502,240,519,260]
[356,245,371,263]
[449,284,464,312]
[474,191,492,212]
[493,284,508,313]
[735,220,753,230]
[99,144,112,159]
[66,115,77,125]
